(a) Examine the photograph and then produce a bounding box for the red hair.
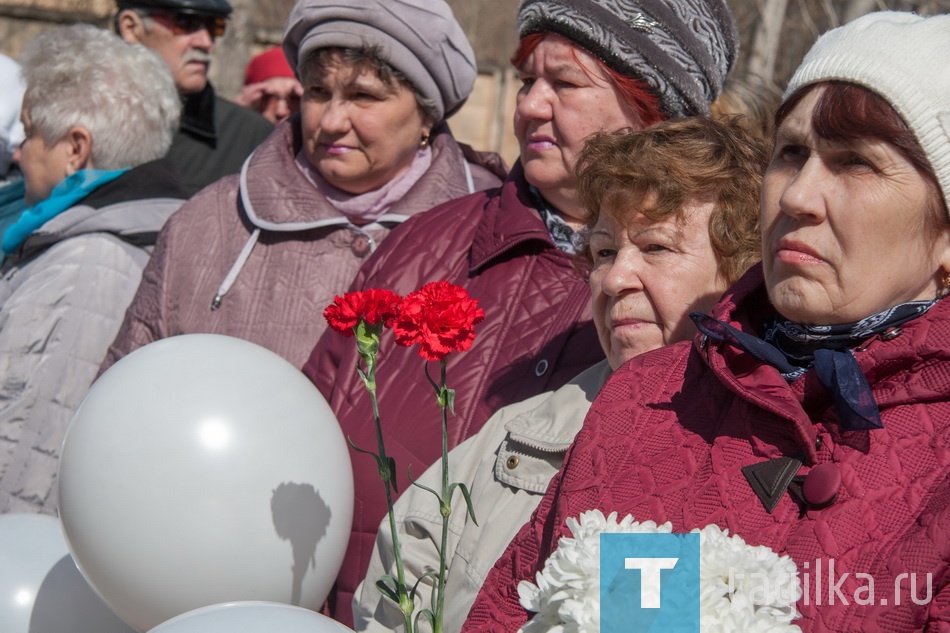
[511,33,665,128]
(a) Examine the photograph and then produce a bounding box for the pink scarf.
[295,147,432,225]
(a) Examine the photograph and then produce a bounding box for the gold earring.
[419,131,430,149]
[939,271,950,298]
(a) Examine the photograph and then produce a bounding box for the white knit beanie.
[785,11,950,215]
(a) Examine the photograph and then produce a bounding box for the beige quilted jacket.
[100,117,505,372]
[353,361,611,633]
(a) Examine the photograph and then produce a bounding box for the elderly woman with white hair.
[99,0,506,375]
[0,24,185,516]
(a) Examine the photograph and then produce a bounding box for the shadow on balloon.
[271,482,331,606]
[30,555,136,633]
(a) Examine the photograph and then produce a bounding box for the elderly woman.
[0,25,184,515]
[465,11,950,631]
[99,0,505,373]
[304,0,738,622]
[354,116,768,632]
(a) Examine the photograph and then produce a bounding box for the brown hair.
[710,75,782,141]
[576,116,769,285]
[300,46,438,123]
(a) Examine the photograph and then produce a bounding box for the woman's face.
[14,106,72,206]
[762,86,950,324]
[589,196,729,371]
[300,56,430,195]
[514,35,644,219]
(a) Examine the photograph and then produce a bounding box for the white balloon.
[0,514,64,633]
[58,334,354,633]
[0,513,135,633]
[31,552,137,633]
[148,601,354,633]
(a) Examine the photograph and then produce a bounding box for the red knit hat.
[244,46,295,85]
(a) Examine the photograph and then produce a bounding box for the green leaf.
[347,438,395,486]
[414,609,435,630]
[444,387,456,415]
[387,456,400,494]
[408,476,441,502]
[455,482,478,527]
[410,571,439,602]
[347,436,374,457]
[375,576,400,603]
[356,366,375,392]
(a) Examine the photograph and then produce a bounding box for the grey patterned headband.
[517,0,738,117]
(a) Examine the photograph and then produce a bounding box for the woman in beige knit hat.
[100,0,506,374]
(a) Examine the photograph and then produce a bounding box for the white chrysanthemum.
[518,510,672,633]
[518,511,802,633]
[693,524,801,631]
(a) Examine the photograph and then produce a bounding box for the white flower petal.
[519,511,802,632]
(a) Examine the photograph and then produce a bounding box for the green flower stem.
[434,359,450,633]
[355,323,415,633]
[367,383,415,633]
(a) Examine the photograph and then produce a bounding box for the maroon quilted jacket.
[302,163,605,625]
[464,266,950,633]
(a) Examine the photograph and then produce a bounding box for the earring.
[939,271,950,299]
[419,131,430,149]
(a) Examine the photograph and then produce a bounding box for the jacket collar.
[469,161,557,272]
[9,162,184,262]
[238,117,480,231]
[81,158,186,208]
[700,264,950,461]
[505,360,612,450]
[237,116,345,231]
[178,83,217,143]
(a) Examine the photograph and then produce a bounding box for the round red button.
[802,463,841,508]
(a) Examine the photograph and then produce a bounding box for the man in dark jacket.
[115,0,273,195]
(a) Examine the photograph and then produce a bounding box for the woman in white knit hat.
[465,11,950,632]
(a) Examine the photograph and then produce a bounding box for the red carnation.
[393,281,485,361]
[324,289,402,337]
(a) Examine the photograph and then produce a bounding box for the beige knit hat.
[283,0,476,122]
[785,11,950,214]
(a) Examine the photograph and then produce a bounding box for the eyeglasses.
[146,11,227,39]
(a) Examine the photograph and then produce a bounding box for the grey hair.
[19,24,180,170]
[300,46,440,124]
[132,10,158,35]
[111,9,156,36]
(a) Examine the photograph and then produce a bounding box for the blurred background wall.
[1,0,947,165]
